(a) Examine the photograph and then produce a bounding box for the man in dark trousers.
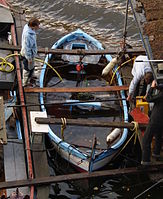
[142,80,163,165]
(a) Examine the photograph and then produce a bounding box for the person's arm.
[24,35,33,61]
[127,74,141,101]
[146,80,163,103]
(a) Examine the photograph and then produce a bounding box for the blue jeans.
[22,57,34,77]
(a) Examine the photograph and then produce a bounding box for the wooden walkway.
[0,4,50,198]
[24,92,50,199]
[14,7,50,199]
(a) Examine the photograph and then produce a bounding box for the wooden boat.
[39,29,131,172]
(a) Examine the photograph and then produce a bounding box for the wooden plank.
[3,140,29,196]
[24,85,129,93]
[25,93,50,199]
[0,164,163,189]
[35,117,147,129]
[0,43,145,55]
[0,96,7,144]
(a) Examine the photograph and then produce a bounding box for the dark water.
[9,0,142,49]
[8,0,163,198]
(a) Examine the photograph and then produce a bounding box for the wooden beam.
[0,43,145,55]
[6,98,126,108]
[24,85,129,93]
[0,164,162,189]
[0,96,7,144]
[35,117,147,129]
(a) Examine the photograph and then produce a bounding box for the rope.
[0,53,62,81]
[0,54,16,72]
[34,58,62,81]
[131,121,139,145]
[113,121,139,159]
[134,178,163,199]
[60,117,67,141]
[110,57,135,85]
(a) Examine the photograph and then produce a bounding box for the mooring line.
[134,178,163,199]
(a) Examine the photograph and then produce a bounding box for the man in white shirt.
[127,55,153,101]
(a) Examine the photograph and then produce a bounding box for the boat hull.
[40,29,129,172]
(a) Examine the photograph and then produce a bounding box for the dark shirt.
[146,87,163,126]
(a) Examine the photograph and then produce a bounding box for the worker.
[127,55,153,102]
[142,80,163,165]
[21,17,40,87]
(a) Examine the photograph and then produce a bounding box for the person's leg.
[22,57,30,86]
[28,59,36,81]
[153,126,163,156]
[142,124,154,162]
[23,69,30,86]
[28,68,34,79]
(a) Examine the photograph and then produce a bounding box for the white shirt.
[129,55,152,96]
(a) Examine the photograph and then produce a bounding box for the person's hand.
[127,95,132,101]
[151,80,157,88]
[143,94,147,101]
